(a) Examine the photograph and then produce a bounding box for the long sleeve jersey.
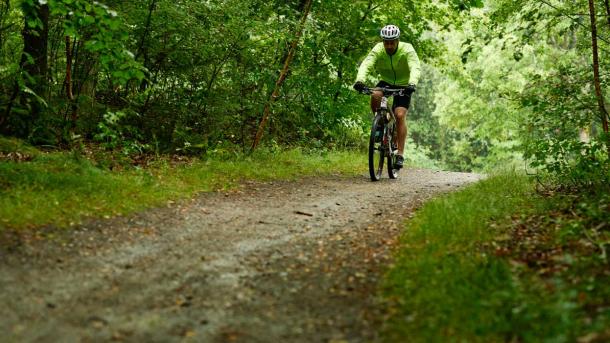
[355,42,421,87]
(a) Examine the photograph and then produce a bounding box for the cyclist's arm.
[406,44,421,86]
[356,44,383,84]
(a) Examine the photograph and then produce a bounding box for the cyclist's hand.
[406,84,417,95]
[353,81,366,93]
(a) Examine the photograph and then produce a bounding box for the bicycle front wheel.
[387,123,399,179]
[369,113,385,181]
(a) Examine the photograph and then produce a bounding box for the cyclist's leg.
[394,106,408,156]
[392,92,412,156]
[371,81,391,114]
[370,91,382,114]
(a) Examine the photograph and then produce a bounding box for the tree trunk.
[588,0,609,143]
[135,0,157,61]
[136,0,157,92]
[251,0,313,151]
[21,2,49,94]
[14,1,49,137]
[73,38,98,120]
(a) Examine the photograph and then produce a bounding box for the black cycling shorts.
[376,81,412,110]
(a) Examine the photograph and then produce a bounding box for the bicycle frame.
[360,86,404,180]
[374,88,402,156]
[378,100,395,152]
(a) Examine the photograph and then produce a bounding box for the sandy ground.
[0,168,481,342]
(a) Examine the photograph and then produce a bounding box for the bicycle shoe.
[395,155,404,169]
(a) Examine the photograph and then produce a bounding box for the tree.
[588,0,610,144]
[2,0,49,138]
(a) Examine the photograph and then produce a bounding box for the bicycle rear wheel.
[369,113,385,181]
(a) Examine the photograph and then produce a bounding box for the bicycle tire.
[387,123,399,179]
[369,113,385,181]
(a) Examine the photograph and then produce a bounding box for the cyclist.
[353,24,421,169]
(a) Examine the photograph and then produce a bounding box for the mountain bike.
[358,86,405,181]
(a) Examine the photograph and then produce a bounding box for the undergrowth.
[0,137,366,230]
[383,172,610,342]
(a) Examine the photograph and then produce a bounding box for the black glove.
[353,81,366,93]
[406,84,417,95]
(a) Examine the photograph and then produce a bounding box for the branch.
[538,0,610,46]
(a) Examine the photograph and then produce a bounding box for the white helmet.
[380,25,400,40]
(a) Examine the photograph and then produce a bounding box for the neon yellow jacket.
[356,42,421,86]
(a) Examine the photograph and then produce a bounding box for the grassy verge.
[383,172,610,342]
[0,138,365,230]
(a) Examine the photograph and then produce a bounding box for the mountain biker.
[353,24,421,169]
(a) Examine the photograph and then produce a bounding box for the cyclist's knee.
[395,107,408,120]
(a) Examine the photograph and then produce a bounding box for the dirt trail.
[0,168,481,342]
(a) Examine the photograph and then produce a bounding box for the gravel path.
[0,168,481,342]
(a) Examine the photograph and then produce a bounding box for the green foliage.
[383,173,610,342]
[94,110,149,155]
[1,0,484,157]
[493,0,610,186]
[3,0,609,181]
[384,173,534,341]
[1,0,144,143]
[518,63,610,187]
[50,0,145,84]
[408,0,610,181]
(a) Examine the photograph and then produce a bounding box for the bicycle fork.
[378,97,398,156]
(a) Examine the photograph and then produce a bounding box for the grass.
[0,138,366,230]
[383,172,610,342]
[0,136,41,157]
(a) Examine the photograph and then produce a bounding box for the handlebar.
[358,86,407,97]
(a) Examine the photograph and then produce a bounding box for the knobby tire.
[369,113,385,181]
[387,123,398,179]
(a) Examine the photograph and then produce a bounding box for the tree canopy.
[1,0,608,184]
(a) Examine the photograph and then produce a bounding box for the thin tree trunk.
[588,0,609,147]
[604,0,610,29]
[251,0,313,151]
[135,0,157,61]
[65,36,78,131]
[136,0,157,92]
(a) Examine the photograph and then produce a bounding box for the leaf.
[22,87,48,108]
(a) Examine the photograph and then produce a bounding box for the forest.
[0,0,608,177]
[1,0,610,341]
